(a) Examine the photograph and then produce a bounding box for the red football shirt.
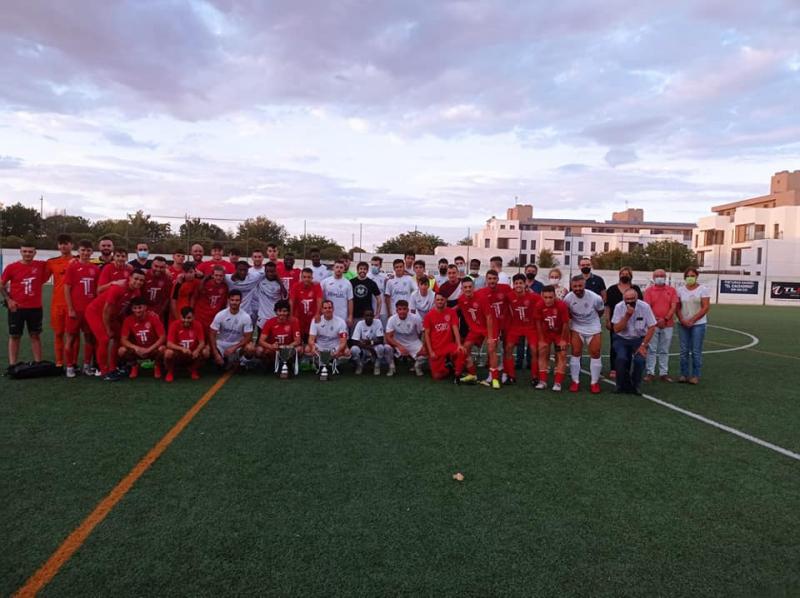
[143,272,172,315]
[1,260,47,308]
[86,283,141,320]
[168,264,184,279]
[168,319,205,351]
[261,316,302,346]
[457,293,490,334]
[508,291,544,331]
[196,259,235,276]
[121,311,165,347]
[172,279,200,316]
[65,261,101,311]
[194,279,228,324]
[290,282,322,326]
[277,263,301,293]
[541,300,571,334]
[98,263,131,288]
[475,284,512,329]
[423,307,459,351]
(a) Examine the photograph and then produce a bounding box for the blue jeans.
[678,323,706,378]
[613,336,646,392]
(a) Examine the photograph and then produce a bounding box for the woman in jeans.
[604,266,642,380]
[676,267,711,384]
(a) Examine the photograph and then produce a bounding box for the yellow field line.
[705,340,800,361]
[13,372,233,597]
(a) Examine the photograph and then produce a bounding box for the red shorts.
[50,304,68,334]
[542,332,563,346]
[429,343,466,380]
[465,329,498,346]
[505,328,538,347]
[65,311,92,335]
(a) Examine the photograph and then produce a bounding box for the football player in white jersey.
[563,275,605,394]
[306,299,350,376]
[255,261,288,329]
[384,259,416,317]
[321,260,354,326]
[308,247,331,283]
[384,299,426,377]
[350,308,389,375]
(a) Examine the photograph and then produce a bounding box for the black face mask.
[581,267,591,275]
[625,300,637,307]
[620,275,632,284]
[525,273,535,280]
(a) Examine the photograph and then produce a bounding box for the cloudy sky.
[1,0,799,249]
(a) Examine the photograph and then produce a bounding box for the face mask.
[581,267,591,275]
[138,250,149,259]
[439,268,448,275]
[525,273,535,280]
[685,276,697,285]
[549,277,560,284]
[619,275,631,284]
[625,300,637,307]
[370,266,380,275]
[654,277,666,286]
[457,266,466,274]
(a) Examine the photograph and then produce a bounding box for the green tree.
[236,216,288,247]
[285,234,345,261]
[640,240,697,272]
[376,231,445,254]
[179,218,229,244]
[592,249,625,270]
[537,248,558,268]
[43,214,92,244]
[1,203,41,238]
[457,236,473,246]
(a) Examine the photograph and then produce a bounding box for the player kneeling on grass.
[564,275,605,394]
[165,306,209,382]
[118,297,166,379]
[350,308,389,375]
[611,288,657,395]
[257,299,302,378]
[423,293,467,382]
[209,290,255,371]
[536,285,571,391]
[305,299,350,380]
[384,299,426,377]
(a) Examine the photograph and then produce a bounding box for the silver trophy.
[318,350,332,381]
[275,346,297,379]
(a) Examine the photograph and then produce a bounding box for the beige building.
[693,170,800,276]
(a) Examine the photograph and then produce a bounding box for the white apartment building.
[439,204,692,271]
[693,170,800,277]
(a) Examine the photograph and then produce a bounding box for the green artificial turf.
[1,290,799,597]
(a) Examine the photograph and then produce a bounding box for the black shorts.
[8,307,44,336]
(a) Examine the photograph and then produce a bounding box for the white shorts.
[216,340,243,361]
[572,332,601,346]
[393,341,423,359]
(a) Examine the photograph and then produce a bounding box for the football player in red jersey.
[456,277,497,386]
[422,293,466,381]
[196,242,235,276]
[85,269,145,380]
[165,306,208,382]
[193,264,229,334]
[504,274,545,385]
[474,270,512,387]
[257,299,302,369]
[290,268,323,341]
[97,248,132,293]
[64,239,101,377]
[277,252,301,294]
[168,250,185,279]
[143,256,172,321]
[1,244,48,365]
[536,285,572,391]
[171,262,200,321]
[118,297,166,379]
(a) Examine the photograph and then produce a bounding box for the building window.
[628,242,641,252]
[697,251,705,267]
[564,227,572,235]
[694,235,698,248]
[731,248,743,266]
[519,253,527,265]
[774,223,781,239]
[520,239,527,250]
[604,242,609,252]
[531,240,536,250]
[578,241,584,252]
[590,241,596,252]
[565,241,571,251]
[484,239,490,249]
[735,224,766,243]
[500,225,505,230]
[497,238,510,249]
[553,240,565,251]
[757,247,762,264]
[509,225,515,230]
[564,255,570,265]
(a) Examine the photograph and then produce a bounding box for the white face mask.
[653,277,666,286]
[370,265,380,275]
[549,277,560,284]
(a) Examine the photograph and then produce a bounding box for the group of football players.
[3,234,708,393]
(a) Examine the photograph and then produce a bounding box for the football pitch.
[2,291,799,597]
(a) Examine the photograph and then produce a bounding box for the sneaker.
[491,379,501,390]
[414,361,424,377]
[569,381,580,392]
[535,380,547,390]
[82,364,95,376]
[355,363,363,375]
[387,365,396,377]
[590,383,601,394]
[452,375,460,385]
[129,365,139,379]
[460,374,478,384]
[66,366,76,378]
[95,368,102,377]
[165,371,175,383]
[505,376,517,385]
[373,364,381,376]
[103,370,123,382]
[190,369,200,381]
[501,372,509,384]
[552,382,562,392]
[153,364,162,379]
[660,375,674,383]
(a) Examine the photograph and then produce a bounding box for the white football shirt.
[351,319,384,342]
[321,276,354,321]
[386,312,424,350]
[210,308,254,347]
[309,315,349,351]
[564,289,605,335]
[385,275,416,315]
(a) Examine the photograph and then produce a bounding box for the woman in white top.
[548,268,568,301]
[676,267,711,384]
